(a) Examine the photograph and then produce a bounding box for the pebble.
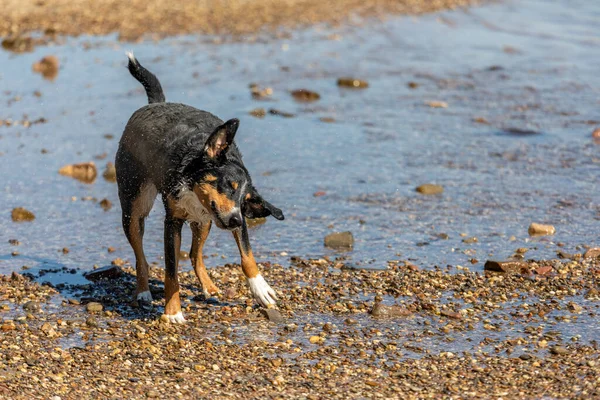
[337,78,368,88]
[260,308,284,323]
[268,109,295,118]
[32,55,59,80]
[583,248,600,259]
[86,302,103,313]
[84,265,122,281]
[86,317,99,327]
[484,260,529,274]
[415,184,443,195]
[102,162,117,182]
[528,223,555,236]
[324,231,354,249]
[371,303,412,318]
[59,162,97,184]
[426,100,448,108]
[23,301,40,312]
[248,108,266,118]
[290,89,320,102]
[309,335,322,344]
[549,346,569,355]
[99,199,112,211]
[11,207,35,222]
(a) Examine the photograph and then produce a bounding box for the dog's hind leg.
[120,183,157,304]
[232,221,278,308]
[190,221,220,298]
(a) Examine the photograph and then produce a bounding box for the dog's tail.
[126,52,166,104]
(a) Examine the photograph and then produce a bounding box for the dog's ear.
[243,186,284,221]
[204,118,239,159]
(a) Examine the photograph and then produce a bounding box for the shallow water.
[1,0,600,277]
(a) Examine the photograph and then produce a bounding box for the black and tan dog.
[116,54,284,323]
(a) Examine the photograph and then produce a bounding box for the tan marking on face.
[194,183,235,214]
[231,181,239,190]
[204,174,217,182]
[245,193,251,200]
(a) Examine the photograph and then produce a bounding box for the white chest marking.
[175,186,211,224]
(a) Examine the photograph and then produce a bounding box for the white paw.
[162,312,186,324]
[247,274,278,307]
[137,291,153,302]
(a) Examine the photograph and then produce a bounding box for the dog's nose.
[228,214,242,228]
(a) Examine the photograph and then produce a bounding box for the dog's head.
[183,118,284,230]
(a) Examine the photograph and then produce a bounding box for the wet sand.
[0,0,479,40]
[1,257,598,399]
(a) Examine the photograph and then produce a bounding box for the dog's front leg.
[163,213,185,323]
[232,220,278,308]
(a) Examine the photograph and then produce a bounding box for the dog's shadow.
[5,254,228,321]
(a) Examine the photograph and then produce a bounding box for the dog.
[116,53,284,323]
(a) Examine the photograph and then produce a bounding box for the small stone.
[86,317,99,327]
[484,260,530,274]
[337,78,368,89]
[549,345,569,355]
[179,250,189,260]
[534,266,553,276]
[501,127,542,136]
[583,248,600,259]
[519,354,532,360]
[84,265,122,281]
[11,207,35,222]
[271,358,283,367]
[309,336,321,344]
[324,231,354,249]
[99,198,112,211]
[371,303,412,318]
[32,55,59,80]
[426,100,448,108]
[313,191,326,197]
[284,323,298,332]
[59,162,97,184]
[147,390,159,398]
[319,117,336,123]
[322,322,334,332]
[416,184,443,195]
[102,162,117,182]
[528,223,556,236]
[68,298,80,305]
[268,109,295,118]
[592,128,600,142]
[23,301,40,312]
[260,308,284,323]
[585,288,599,299]
[344,318,357,325]
[291,89,320,102]
[8,239,20,245]
[249,108,266,118]
[407,82,419,89]
[440,310,462,320]
[224,288,237,299]
[86,302,103,313]
[462,237,478,244]
[41,322,56,337]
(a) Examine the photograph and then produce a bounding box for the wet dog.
[116,54,284,323]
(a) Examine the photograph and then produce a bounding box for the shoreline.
[1,0,480,41]
[1,256,598,398]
